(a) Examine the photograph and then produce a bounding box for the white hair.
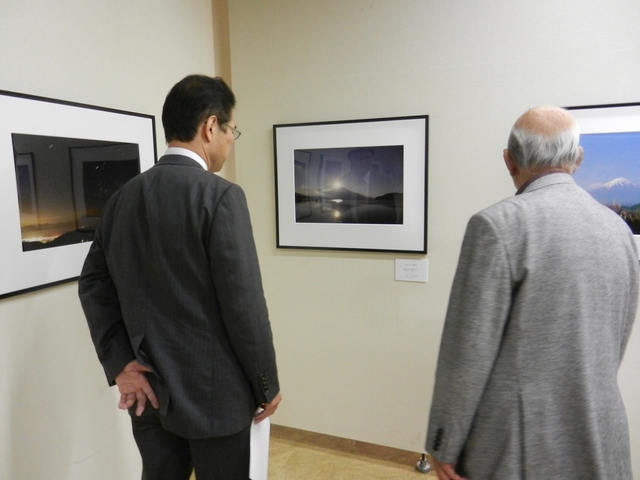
[508,120,581,172]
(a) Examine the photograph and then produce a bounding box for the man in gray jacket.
[426,106,638,479]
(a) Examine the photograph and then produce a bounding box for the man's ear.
[573,146,584,172]
[503,148,519,178]
[203,115,218,140]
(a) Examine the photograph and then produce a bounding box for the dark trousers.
[130,411,250,480]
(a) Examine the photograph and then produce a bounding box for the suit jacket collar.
[157,154,205,169]
[518,172,575,195]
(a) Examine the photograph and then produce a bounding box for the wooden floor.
[189,425,436,479]
[267,425,436,479]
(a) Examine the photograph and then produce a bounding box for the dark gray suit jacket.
[79,154,279,439]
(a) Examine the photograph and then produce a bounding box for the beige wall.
[2,0,640,477]
[212,0,237,181]
[227,0,640,472]
[0,1,216,478]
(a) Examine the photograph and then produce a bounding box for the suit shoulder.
[150,161,236,188]
[470,196,522,225]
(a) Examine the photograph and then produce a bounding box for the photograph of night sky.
[294,145,404,224]
[12,133,140,251]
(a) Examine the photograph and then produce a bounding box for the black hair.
[161,75,236,143]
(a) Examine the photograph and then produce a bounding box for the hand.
[254,392,282,424]
[114,360,159,416]
[431,457,467,480]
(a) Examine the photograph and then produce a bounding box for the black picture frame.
[273,115,428,253]
[567,102,640,252]
[0,90,157,299]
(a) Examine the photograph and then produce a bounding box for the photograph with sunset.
[13,133,140,251]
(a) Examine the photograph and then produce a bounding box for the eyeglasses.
[223,123,242,141]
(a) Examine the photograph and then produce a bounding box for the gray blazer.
[79,155,279,439]
[426,173,638,479]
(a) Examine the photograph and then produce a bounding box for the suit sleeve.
[78,207,136,385]
[208,184,279,405]
[426,213,512,463]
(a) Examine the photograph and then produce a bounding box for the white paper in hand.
[249,413,270,480]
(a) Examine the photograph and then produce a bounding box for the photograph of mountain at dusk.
[294,145,404,225]
[573,131,640,233]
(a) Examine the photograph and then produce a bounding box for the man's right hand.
[114,360,159,416]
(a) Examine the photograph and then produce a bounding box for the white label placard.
[395,259,428,283]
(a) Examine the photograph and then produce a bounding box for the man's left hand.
[254,392,282,423]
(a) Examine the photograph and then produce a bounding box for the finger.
[135,390,147,416]
[437,467,452,480]
[434,464,447,480]
[142,383,159,410]
[432,459,450,480]
[119,393,135,410]
[260,403,277,417]
[254,400,280,423]
[441,463,465,480]
[117,381,136,396]
[254,410,268,424]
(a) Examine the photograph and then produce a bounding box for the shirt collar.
[164,147,208,171]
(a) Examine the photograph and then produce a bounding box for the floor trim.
[270,424,422,468]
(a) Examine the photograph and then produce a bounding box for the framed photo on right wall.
[567,102,640,253]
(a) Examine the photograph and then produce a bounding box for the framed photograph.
[273,115,428,253]
[567,102,640,251]
[0,90,157,299]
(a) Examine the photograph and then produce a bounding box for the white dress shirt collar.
[164,147,208,171]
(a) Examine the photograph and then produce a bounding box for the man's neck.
[167,141,209,170]
[165,145,209,171]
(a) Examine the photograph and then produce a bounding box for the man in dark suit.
[78,74,281,480]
